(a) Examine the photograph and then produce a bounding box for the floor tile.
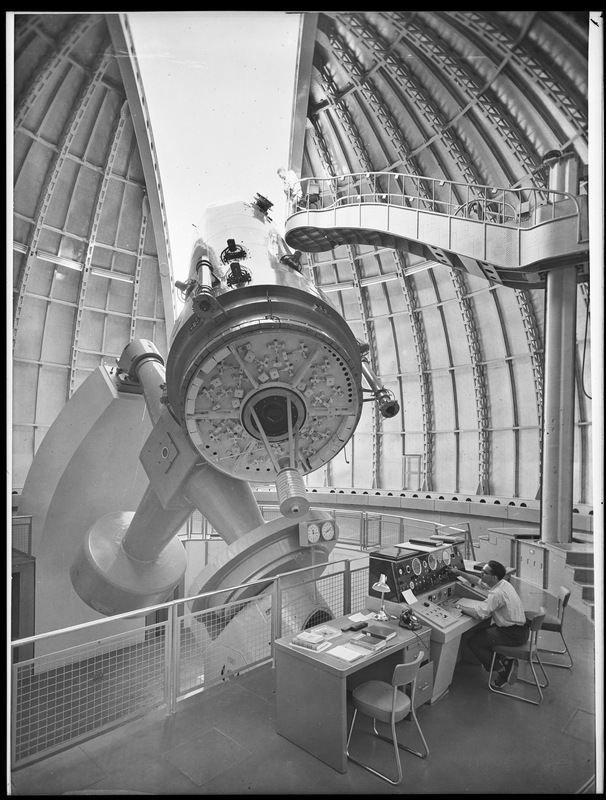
[163,727,252,786]
[563,707,595,743]
[11,745,106,796]
[10,589,597,795]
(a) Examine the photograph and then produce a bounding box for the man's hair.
[487,560,506,581]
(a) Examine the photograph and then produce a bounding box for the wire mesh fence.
[10,559,370,769]
[11,624,167,765]
[10,507,465,769]
[177,595,273,697]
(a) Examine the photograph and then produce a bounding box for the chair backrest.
[391,650,424,688]
[557,586,571,618]
[528,607,546,637]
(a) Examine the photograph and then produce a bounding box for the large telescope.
[71,194,398,615]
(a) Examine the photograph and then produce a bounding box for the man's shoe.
[506,658,519,685]
[492,670,507,688]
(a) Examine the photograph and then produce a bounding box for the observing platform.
[284,171,589,289]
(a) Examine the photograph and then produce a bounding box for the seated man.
[449,560,528,688]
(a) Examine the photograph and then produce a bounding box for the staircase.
[565,549,594,620]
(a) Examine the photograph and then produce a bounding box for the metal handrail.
[9,507,472,767]
[10,557,353,650]
[10,554,368,767]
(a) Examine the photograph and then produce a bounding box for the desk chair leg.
[521,650,549,688]
[371,705,429,761]
[536,633,573,669]
[488,653,544,705]
[347,709,402,785]
[346,707,428,785]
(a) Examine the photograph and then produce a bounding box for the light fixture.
[372,574,390,621]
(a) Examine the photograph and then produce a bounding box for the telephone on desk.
[399,608,422,630]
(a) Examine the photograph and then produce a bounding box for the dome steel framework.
[11,12,594,509]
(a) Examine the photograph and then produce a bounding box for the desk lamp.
[372,574,390,621]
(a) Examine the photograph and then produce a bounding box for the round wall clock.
[320,521,335,541]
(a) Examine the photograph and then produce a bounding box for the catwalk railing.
[10,510,467,769]
[286,170,586,242]
[183,505,473,555]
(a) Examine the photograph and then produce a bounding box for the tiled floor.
[10,579,597,795]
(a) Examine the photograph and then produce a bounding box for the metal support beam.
[540,267,577,543]
[540,151,580,544]
[288,13,318,173]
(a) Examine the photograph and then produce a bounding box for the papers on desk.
[402,588,418,605]
[290,640,331,653]
[328,644,368,662]
[347,612,374,623]
[310,624,341,641]
[290,631,332,651]
[456,598,483,611]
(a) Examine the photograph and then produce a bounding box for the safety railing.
[179,504,460,552]
[10,556,369,769]
[287,171,586,243]
[10,507,469,769]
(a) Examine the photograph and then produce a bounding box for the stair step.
[565,551,594,568]
[583,599,595,621]
[571,567,594,584]
[581,586,594,602]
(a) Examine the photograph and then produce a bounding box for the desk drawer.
[412,662,433,708]
[403,632,431,664]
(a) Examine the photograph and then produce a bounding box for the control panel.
[408,599,459,628]
[440,595,465,616]
[368,539,466,603]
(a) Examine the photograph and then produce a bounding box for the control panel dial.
[368,541,465,601]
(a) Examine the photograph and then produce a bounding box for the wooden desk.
[274,613,431,773]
